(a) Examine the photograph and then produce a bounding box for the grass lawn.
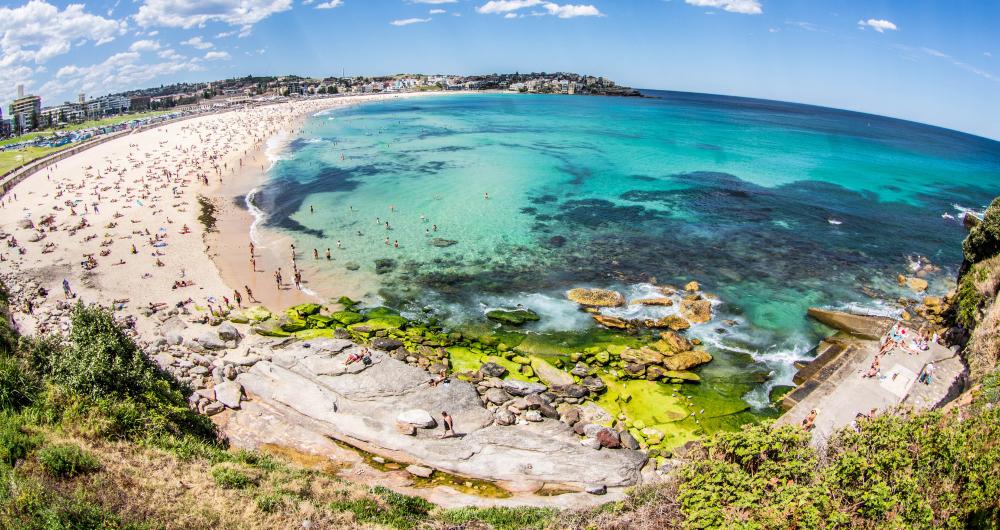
[0,110,170,148]
[0,110,172,175]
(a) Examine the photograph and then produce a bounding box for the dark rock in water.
[546,235,567,248]
[480,362,508,378]
[486,308,540,326]
[769,384,795,404]
[374,259,396,275]
[372,337,404,351]
[429,238,458,248]
[345,262,361,271]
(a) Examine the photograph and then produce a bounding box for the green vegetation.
[963,197,1000,264]
[211,464,257,490]
[441,506,557,530]
[37,443,100,478]
[0,111,171,175]
[328,485,434,529]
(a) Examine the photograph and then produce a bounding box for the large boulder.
[397,409,437,429]
[195,331,228,350]
[484,388,511,405]
[531,358,574,387]
[479,362,508,378]
[645,315,690,331]
[501,380,547,396]
[621,347,663,366]
[486,308,540,326]
[592,315,629,329]
[214,380,243,409]
[680,299,712,323]
[217,322,241,342]
[372,337,404,351]
[662,350,713,371]
[330,311,364,326]
[567,288,625,307]
[806,308,894,340]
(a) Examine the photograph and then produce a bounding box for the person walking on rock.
[440,411,456,439]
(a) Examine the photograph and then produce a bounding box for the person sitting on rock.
[801,409,818,431]
[345,347,370,365]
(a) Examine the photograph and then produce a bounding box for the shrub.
[211,465,256,489]
[0,356,40,411]
[441,506,556,530]
[255,491,286,513]
[963,197,1000,264]
[0,414,42,466]
[45,304,154,398]
[329,486,433,529]
[37,443,100,478]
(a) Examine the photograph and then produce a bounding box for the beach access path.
[777,324,965,446]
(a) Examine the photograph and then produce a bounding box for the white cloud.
[543,3,601,18]
[203,50,230,60]
[0,1,127,66]
[157,48,183,59]
[429,9,446,14]
[181,36,214,49]
[684,0,761,15]
[504,12,518,18]
[410,0,457,3]
[919,47,998,83]
[391,17,432,26]
[216,30,237,38]
[477,1,601,18]
[478,0,542,14]
[984,52,992,58]
[857,18,897,33]
[134,0,293,29]
[315,0,343,8]
[129,39,161,52]
[42,50,200,103]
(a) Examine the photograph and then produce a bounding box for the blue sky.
[1,0,998,139]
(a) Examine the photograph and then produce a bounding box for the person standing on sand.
[245,285,257,303]
[62,279,72,299]
[326,248,331,260]
[234,290,242,308]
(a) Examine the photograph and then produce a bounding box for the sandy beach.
[0,92,443,337]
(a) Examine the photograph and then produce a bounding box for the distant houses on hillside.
[3,72,638,139]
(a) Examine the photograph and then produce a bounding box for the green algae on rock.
[485,308,540,326]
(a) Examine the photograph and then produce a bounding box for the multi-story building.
[85,95,130,117]
[40,103,86,126]
[9,85,42,132]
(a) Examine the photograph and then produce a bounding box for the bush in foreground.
[37,443,101,478]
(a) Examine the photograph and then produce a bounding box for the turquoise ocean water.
[251,91,1000,408]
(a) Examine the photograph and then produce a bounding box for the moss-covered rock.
[485,308,540,326]
[291,303,322,317]
[252,319,291,337]
[279,312,308,333]
[306,314,335,328]
[330,311,364,326]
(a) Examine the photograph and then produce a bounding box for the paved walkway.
[777,324,965,446]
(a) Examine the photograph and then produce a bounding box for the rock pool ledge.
[230,338,647,495]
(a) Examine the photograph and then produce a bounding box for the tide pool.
[252,91,1000,417]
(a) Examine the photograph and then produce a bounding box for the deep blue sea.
[253,90,1000,407]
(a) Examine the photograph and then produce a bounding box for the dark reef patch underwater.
[252,91,1000,436]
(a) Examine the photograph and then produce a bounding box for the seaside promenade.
[777,321,965,446]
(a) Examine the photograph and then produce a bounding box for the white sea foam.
[953,203,985,222]
[245,187,267,245]
[480,292,592,331]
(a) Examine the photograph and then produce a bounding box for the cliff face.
[956,197,1000,381]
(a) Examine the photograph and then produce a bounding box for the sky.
[1,0,998,139]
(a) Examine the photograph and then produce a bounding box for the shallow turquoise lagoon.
[252,91,1000,408]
